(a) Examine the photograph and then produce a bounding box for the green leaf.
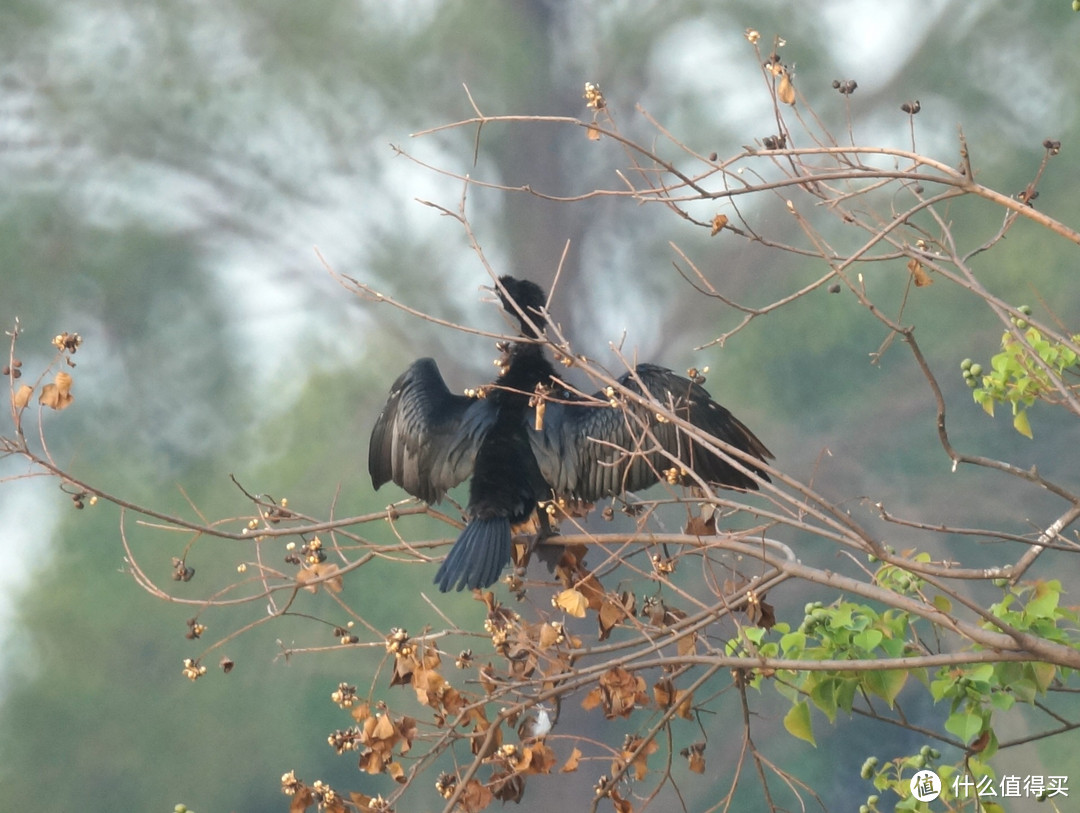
[932,594,952,614]
[743,626,766,645]
[808,677,837,723]
[878,634,906,658]
[945,710,984,744]
[1011,678,1037,703]
[831,604,854,629]
[1027,580,1061,618]
[967,663,994,683]
[853,629,883,652]
[989,691,1015,712]
[783,700,815,746]
[864,669,907,707]
[997,661,1022,685]
[929,678,955,702]
[780,631,806,655]
[1012,409,1033,438]
[1030,661,1056,693]
[836,678,857,713]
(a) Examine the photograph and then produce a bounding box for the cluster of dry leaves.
[278,527,760,813]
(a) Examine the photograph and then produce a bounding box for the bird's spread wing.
[368,358,495,504]
[528,364,772,502]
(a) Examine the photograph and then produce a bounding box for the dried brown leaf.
[349,702,372,725]
[588,667,649,719]
[491,770,526,803]
[460,779,494,813]
[684,513,716,536]
[747,596,777,630]
[598,593,632,641]
[521,742,557,774]
[610,788,634,813]
[688,751,706,773]
[581,686,604,712]
[390,653,418,688]
[411,667,448,707]
[577,572,606,611]
[290,786,314,812]
[777,69,796,105]
[470,711,502,757]
[538,622,564,649]
[676,631,698,658]
[560,747,582,773]
[296,562,343,594]
[908,257,933,287]
[675,689,695,720]
[553,588,587,618]
[39,372,74,410]
[372,713,396,741]
[654,679,675,709]
[398,716,418,753]
[348,791,375,809]
[620,735,658,781]
[13,384,33,409]
[358,749,387,775]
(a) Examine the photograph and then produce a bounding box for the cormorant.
[369,277,772,592]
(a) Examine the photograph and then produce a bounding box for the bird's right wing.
[368,358,495,504]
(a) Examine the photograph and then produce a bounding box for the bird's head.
[495,276,548,336]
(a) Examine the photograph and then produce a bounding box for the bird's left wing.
[527,364,772,502]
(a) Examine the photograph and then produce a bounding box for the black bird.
[368,277,772,592]
[369,278,555,592]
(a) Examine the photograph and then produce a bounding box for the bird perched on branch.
[368,277,772,592]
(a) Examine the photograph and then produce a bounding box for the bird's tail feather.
[434,517,512,592]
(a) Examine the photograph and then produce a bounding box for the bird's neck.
[496,341,556,395]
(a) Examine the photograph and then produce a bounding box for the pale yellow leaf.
[554,588,588,618]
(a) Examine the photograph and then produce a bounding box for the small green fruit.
[969,363,982,377]
[960,358,972,371]
[860,756,879,779]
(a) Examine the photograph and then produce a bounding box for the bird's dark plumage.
[368,358,492,505]
[528,363,771,500]
[369,276,772,592]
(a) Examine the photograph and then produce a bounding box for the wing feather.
[528,364,771,502]
[368,358,494,504]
